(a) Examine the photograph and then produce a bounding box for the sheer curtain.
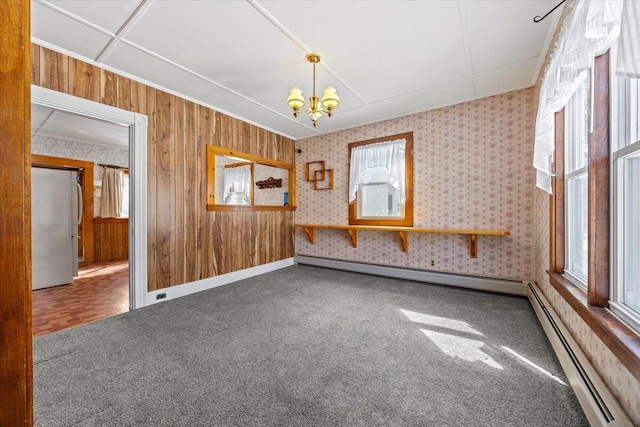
[617,0,640,79]
[533,0,623,193]
[101,167,123,218]
[348,138,406,203]
[223,164,251,205]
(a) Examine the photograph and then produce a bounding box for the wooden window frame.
[548,52,640,381]
[348,132,414,227]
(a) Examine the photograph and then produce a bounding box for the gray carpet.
[34,265,588,426]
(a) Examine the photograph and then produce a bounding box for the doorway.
[31,85,148,318]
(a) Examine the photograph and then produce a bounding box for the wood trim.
[0,0,33,424]
[548,272,640,382]
[588,52,610,307]
[348,132,414,227]
[31,154,95,263]
[208,145,295,170]
[550,109,565,274]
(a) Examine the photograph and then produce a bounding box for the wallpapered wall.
[31,134,129,217]
[295,88,535,281]
[533,181,640,423]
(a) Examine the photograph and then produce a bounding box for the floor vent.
[527,282,632,427]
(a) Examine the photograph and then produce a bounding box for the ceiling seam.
[36,0,116,37]
[118,38,319,133]
[95,0,155,64]
[246,0,369,107]
[456,0,476,97]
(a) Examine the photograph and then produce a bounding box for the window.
[121,171,129,217]
[348,132,413,226]
[611,44,640,331]
[549,50,640,378]
[564,77,590,289]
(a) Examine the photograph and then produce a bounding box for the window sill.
[547,271,640,382]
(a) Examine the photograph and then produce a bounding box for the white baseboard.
[294,255,526,296]
[144,258,295,306]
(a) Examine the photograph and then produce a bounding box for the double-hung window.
[348,133,413,226]
[564,77,591,289]
[610,45,640,331]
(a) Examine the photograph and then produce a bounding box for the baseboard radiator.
[526,282,632,426]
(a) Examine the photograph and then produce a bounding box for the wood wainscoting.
[94,218,128,262]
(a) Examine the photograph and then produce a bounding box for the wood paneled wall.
[31,44,296,291]
[1,1,33,424]
[93,219,129,262]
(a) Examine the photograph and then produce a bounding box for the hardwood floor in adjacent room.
[32,259,129,336]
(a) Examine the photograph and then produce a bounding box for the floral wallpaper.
[533,187,640,424]
[295,88,535,281]
[31,134,129,217]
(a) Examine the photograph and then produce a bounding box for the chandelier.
[287,53,339,127]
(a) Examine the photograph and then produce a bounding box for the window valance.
[348,138,406,203]
[533,0,623,193]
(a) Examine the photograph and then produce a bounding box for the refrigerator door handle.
[74,181,83,225]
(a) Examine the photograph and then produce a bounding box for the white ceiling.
[31,0,561,140]
[32,104,129,149]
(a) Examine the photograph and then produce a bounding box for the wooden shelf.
[295,224,510,258]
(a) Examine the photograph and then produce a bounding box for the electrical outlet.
[430,260,435,267]
[156,293,167,300]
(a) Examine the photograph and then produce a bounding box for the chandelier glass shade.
[287,53,339,127]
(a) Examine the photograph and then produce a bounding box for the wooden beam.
[0,0,33,424]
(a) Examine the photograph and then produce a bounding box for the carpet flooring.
[33,265,588,426]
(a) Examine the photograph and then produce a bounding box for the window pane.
[565,79,590,173]
[121,173,129,217]
[566,173,588,282]
[358,183,401,218]
[621,153,640,313]
[614,75,640,151]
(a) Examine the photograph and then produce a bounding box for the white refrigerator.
[31,167,82,290]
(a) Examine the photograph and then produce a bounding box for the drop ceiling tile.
[473,57,539,99]
[44,0,143,34]
[464,0,558,73]
[32,1,114,60]
[258,1,468,103]
[31,104,53,131]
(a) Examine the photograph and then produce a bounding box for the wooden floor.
[32,259,129,336]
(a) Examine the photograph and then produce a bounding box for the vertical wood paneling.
[1,1,33,424]
[184,101,197,282]
[156,90,175,288]
[69,58,100,101]
[146,87,158,290]
[39,47,68,92]
[30,43,39,86]
[174,97,186,284]
[100,69,117,107]
[93,220,129,261]
[33,43,296,292]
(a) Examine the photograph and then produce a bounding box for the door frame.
[32,85,147,309]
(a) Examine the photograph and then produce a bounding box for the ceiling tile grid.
[32,0,560,140]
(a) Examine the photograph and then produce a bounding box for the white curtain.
[348,138,406,203]
[223,164,251,205]
[617,0,640,79]
[533,0,623,193]
[101,167,123,218]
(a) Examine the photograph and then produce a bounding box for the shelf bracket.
[469,234,478,258]
[303,227,315,244]
[347,229,358,248]
[398,231,408,252]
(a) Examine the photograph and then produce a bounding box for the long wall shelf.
[295,224,510,258]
